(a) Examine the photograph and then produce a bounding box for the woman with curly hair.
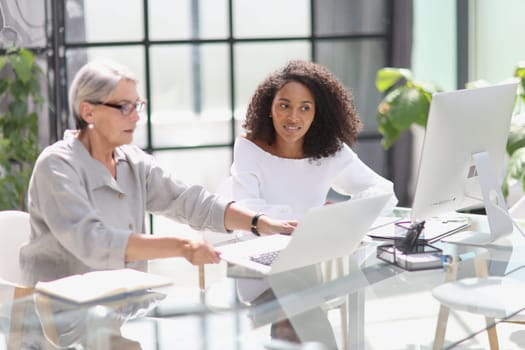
[232,59,397,220]
[231,60,397,346]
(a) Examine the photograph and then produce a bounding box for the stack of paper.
[367,217,470,242]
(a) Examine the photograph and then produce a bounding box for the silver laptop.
[216,193,392,275]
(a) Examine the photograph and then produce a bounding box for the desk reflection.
[2,289,164,349]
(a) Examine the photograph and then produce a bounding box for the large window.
[48,0,393,236]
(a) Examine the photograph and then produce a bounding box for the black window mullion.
[457,0,469,89]
[310,0,315,60]
[53,0,395,201]
[48,0,68,142]
[143,0,153,155]
[228,0,236,159]
[142,0,155,235]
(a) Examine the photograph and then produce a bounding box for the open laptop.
[216,193,392,275]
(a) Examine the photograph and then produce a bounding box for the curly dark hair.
[243,60,362,160]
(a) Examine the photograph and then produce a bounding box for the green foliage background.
[374,64,525,199]
[0,48,42,210]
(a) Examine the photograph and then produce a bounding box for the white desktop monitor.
[410,81,519,245]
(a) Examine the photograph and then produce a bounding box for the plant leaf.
[376,85,432,149]
[515,63,525,104]
[8,50,32,84]
[507,123,525,155]
[384,86,430,128]
[514,61,525,78]
[378,120,401,149]
[375,68,413,93]
[503,147,525,197]
[465,80,491,89]
[0,56,8,72]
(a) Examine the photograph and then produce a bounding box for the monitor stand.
[441,152,513,246]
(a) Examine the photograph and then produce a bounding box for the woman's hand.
[257,216,298,236]
[224,202,298,236]
[182,240,221,265]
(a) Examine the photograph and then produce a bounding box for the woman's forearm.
[125,233,220,264]
[224,202,297,236]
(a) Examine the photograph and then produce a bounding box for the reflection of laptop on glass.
[216,193,392,275]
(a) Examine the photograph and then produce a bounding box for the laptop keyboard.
[249,250,281,266]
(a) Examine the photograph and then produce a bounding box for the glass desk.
[2,211,525,349]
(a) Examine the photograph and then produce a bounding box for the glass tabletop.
[2,210,525,349]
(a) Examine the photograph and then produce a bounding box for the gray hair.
[69,60,137,130]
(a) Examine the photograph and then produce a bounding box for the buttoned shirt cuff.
[107,228,134,269]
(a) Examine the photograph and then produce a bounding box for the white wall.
[412,0,456,91]
[471,0,525,83]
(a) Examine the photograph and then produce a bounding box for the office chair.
[431,199,525,350]
[0,210,35,349]
[0,210,31,285]
[432,276,525,350]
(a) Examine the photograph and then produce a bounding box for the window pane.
[234,42,310,124]
[149,44,231,148]
[153,148,232,238]
[153,149,231,192]
[199,0,229,38]
[413,0,456,90]
[314,0,387,35]
[65,0,144,43]
[66,47,147,147]
[233,0,310,38]
[151,149,231,241]
[149,0,229,40]
[316,39,386,132]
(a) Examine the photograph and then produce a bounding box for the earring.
[88,123,94,129]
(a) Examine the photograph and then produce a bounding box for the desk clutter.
[376,242,444,271]
[375,220,446,271]
[367,216,470,242]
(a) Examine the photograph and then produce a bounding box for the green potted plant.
[375,67,441,149]
[374,64,525,202]
[502,62,525,198]
[0,47,43,210]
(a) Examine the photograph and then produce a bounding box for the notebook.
[35,268,173,304]
[216,193,392,275]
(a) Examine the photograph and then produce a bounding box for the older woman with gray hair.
[20,60,297,286]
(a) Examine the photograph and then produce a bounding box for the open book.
[35,269,172,304]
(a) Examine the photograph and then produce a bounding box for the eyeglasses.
[89,100,147,116]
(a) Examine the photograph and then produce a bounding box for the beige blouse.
[21,130,229,286]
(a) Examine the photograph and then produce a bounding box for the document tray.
[376,243,444,271]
